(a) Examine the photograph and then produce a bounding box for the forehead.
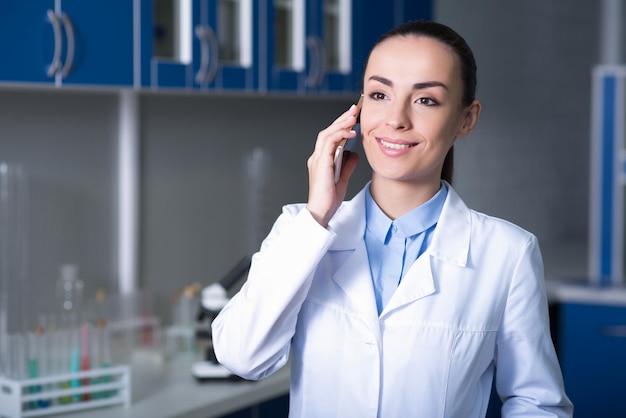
[365,35,460,84]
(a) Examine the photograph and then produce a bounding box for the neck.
[369,176,442,220]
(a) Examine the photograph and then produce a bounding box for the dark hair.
[364,20,478,184]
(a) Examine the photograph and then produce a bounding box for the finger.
[314,121,357,154]
[329,103,361,125]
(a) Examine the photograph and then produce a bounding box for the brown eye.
[370,92,387,101]
[417,97,438,106]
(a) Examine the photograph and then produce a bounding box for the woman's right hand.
[306,103,361,228]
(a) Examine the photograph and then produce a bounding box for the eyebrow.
[368,75,449,91]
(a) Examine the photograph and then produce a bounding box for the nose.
[385,100,411,130]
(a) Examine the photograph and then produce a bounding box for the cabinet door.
[143,0,256,90]
[266,0,306,91]
[0,1,58,85]
[266,0,353,93]
[142,0,198,88]
[59,0,134,86]
[201,0,257,90]
[306,0,356,93]
[0,1,133,86]
[559,303,626,417]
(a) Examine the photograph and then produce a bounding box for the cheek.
[423,113,463,143]
[359,118,377,147]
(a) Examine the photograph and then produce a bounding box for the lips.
[378,138,418,150]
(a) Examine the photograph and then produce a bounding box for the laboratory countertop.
[67,358,290,418]
[64,279,621,418]
[546,278,626,306]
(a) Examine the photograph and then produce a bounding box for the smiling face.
[361,35,479,190]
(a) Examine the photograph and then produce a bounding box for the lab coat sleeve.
[212,205,335,380]
[496,235,574,417]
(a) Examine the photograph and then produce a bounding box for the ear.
[456,99,482,138]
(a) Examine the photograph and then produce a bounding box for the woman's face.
[361,35,475,186]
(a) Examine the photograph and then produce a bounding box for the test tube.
[56,264,84,403]
[92,319,112,399]
[37,326,50,408]
[56,328,73,405]
[69,326,81,401]
[38,314,54,407]
[80,322,90,400]
[180,285,198,354]
[7,333,25,379]
[27,328,43,409]
[96,319,111,368]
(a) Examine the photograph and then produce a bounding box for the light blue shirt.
[365,183,448,314]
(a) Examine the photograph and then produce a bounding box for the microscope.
[191,255,251,381]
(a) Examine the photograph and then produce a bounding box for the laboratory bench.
[60,279,626,418]
[64,358,290,418]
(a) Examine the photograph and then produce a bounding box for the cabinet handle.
[46,10,62,77]
[306,37,326,88]
[195,25,209,85]
[194,25,219,86]
[60,12,75,78]
[305,36,320,88]
[316,37,327,87]
[204,26,219,84]
[600,325,626,337]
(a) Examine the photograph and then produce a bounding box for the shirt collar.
[365,182,448,242]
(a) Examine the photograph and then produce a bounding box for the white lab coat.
[212,183,573,417]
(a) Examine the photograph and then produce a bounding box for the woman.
[212,20,573,417]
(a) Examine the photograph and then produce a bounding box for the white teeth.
[380,139,413,150]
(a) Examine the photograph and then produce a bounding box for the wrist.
[305,205,330,228]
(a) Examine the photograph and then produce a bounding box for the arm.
[213,101,361,381]
[496,236,573,417]
[211,206,335,380]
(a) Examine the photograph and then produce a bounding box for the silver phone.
[334,95,363,183]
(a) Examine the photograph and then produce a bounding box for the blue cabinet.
[141,0,258,91]
[0,0,431,94]
[0,1,133,86]
[558,303,626,417]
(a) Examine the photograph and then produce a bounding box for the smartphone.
[334,95,363,183]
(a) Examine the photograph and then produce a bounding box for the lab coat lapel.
[382,183,471,315]
[331,243,380,325]
[327,187,381,331]
[382,254,435,315]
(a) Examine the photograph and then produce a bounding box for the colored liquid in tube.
[80,322,90,401]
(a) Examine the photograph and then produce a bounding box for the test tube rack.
[0,365,131,418]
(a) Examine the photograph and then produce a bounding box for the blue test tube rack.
[0,365,131,418]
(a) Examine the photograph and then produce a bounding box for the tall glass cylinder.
[0,162,29,376]
[244,148,273,256]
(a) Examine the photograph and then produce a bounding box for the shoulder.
[469,208,536,244]
[446,184,534,241]
[441,185,538,262]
